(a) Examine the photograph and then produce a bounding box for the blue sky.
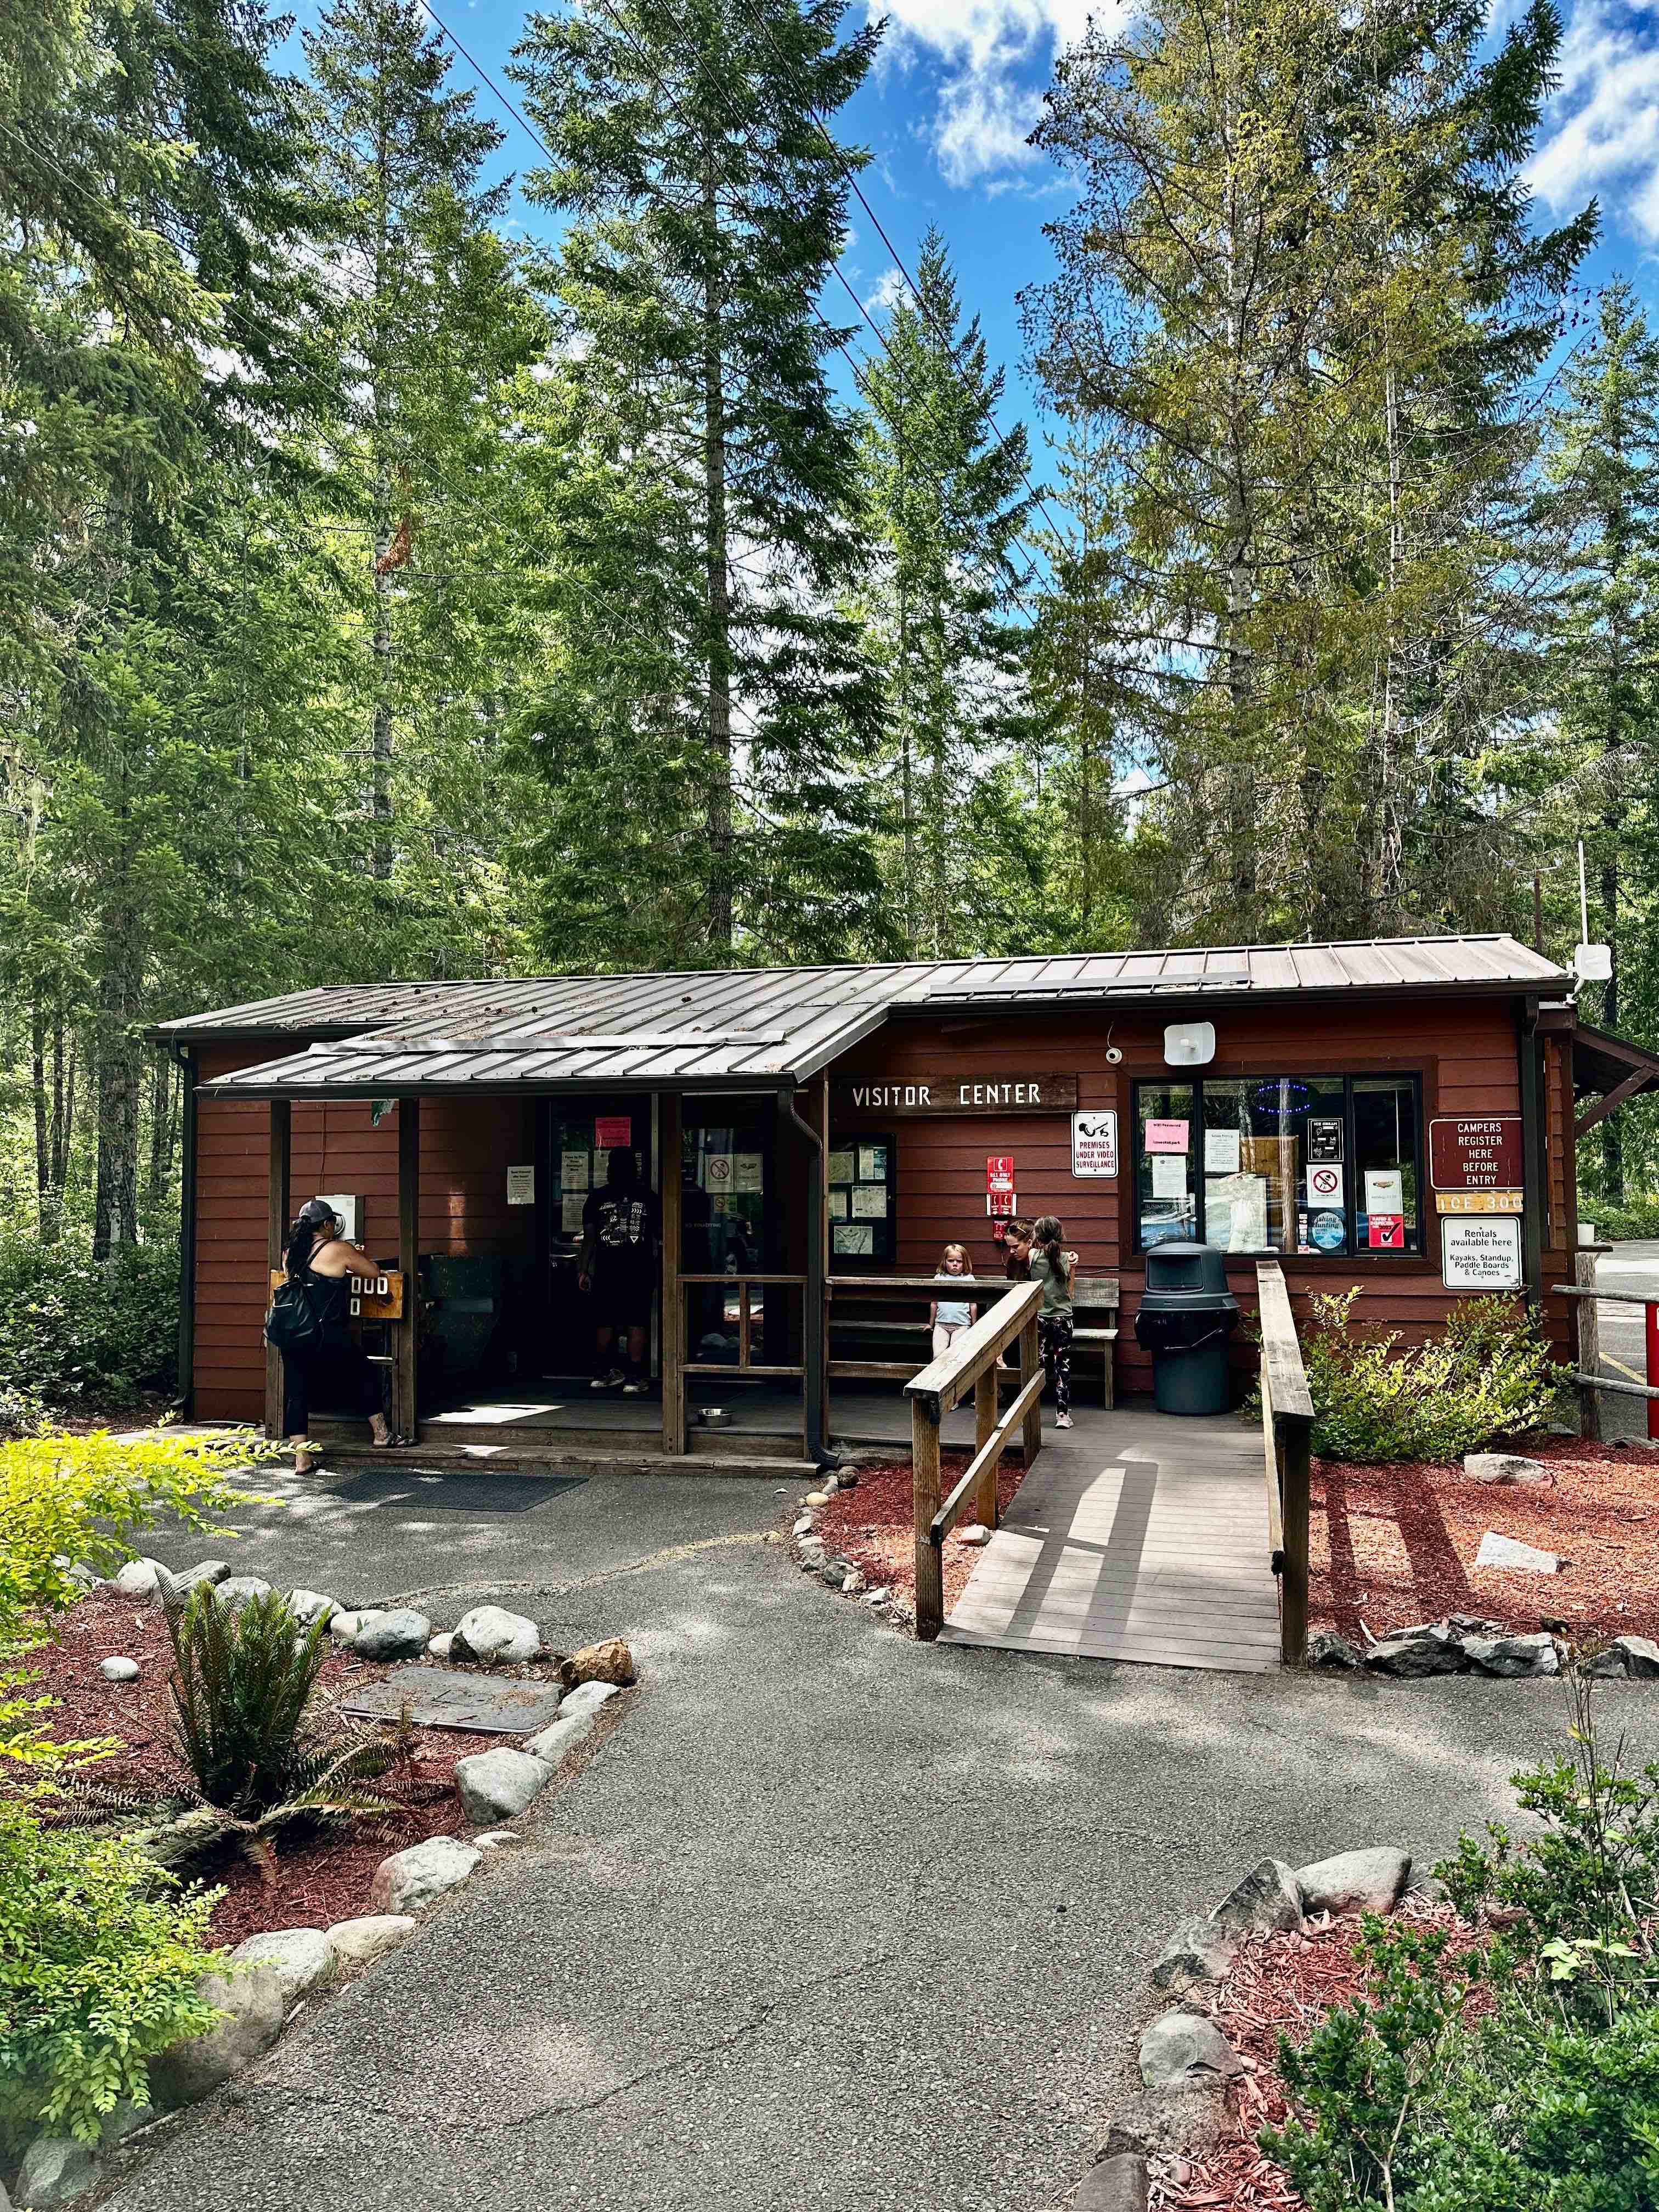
[304,0,1659,493]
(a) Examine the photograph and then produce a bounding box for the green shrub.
[0,1802,223,2155]
[1263,1662,1659,2211]
[0,1229,180,1408]
[1584,1190,1659,1243]
[1299,1289,1567,1463]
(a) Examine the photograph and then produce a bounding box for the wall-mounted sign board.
[833,1074,1077,1116]
[1442,1215,1522,1291]
[1072,1110,1119,1177]
[1435,1190,1523,1215]
[1430,1116,1522,1191]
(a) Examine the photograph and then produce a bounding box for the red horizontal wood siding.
[191,1051,537,1421]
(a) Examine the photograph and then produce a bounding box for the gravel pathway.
[102,1460,1659,2212]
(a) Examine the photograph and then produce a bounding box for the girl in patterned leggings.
[1028,1214,1076,1429]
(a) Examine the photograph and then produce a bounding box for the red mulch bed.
[815,1454,1029,1617]
[15,1593,510,1944]
[1155,1899,1487,2211]
[1311,1436,1659,1644]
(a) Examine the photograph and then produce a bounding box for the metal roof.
[175,936,1570,1099]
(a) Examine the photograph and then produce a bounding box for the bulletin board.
[827,1132,896,1266]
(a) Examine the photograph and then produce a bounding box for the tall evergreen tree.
[857,228,1036,954]
[512,0,889,964]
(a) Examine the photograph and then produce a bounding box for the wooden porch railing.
[905,1278,1045,1643]
[677,1275,807,1378]
[1255,1259,1314,1665]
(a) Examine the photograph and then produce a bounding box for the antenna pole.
[1578,839,1590,945]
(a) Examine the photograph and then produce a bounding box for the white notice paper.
[1364,1170,1404,1215]
[1204,1127,1242,1175]
[858,1143,887,1182]
[560,1150,589,1191]
[828,1188,849,1219]
[1207,1173,1268,1252]
[506,1164,535,1207]
[851,1183,887,1219]
[827,1150,855,1186]
[561,1191,586,1233]
[1150,1155,1188,1200]
[833,1222,873,1255]
[732,1154,764,1193]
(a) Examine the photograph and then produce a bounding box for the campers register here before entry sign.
[832,1074,1079,1115]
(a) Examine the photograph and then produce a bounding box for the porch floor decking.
[941,1407,1283,1672]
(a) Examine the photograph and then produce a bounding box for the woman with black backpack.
[270,1197,393,1471]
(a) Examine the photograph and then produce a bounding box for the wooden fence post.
[264,1099,290,1438]
[1279,1414,1311,1665]
[913,1392,944,1641]
[974,1365,998,1529]
[1019,1312,1042,1469]
[1576,1243,1602,1442]
[397,1096,420,1443]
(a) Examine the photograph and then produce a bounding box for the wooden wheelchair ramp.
[940,1407,1282,1672]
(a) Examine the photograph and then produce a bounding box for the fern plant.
[165,1585,392,1827]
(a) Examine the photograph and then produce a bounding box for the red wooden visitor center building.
[155,934,1659,1463]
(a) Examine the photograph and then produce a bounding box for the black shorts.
[595,1269,654,1329]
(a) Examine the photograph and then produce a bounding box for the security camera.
[1105,1045,1124,1065]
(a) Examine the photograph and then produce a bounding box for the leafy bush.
[0,1426,272,1772]
[0,1802,223,2155]
[0,1229,180,1408]
[1263,1662,1659,2211]
[1299,1289,1567,1463]
[166,1583,390,1822]
[1583,1190,1659,1243]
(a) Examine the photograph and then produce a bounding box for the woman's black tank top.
[297,1257,351,1335]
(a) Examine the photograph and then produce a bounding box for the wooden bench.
[1072,1274,1120,1407]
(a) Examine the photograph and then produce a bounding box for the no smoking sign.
[1307,1163,1344,1206]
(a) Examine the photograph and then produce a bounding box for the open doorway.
[540,1093,658,1387]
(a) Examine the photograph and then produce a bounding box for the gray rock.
[1464,1452,1550,1486]
[793,1514,815,1536]
[1617,1634,1659,1679]
[16,2135,100,2207]
[1208,1857,1304,1937]
[1447,1612,1507,1634]
[112,1558,161,1599]
[215,1574,275,1612]
[821,1560,853,1589]
[330,1607,379,1644]
[1307,1628,1363,1669]
[428,1632,454,1659]
[352,1607,432,1662]
[1077,2152,1149,2212]
[798,1550,826,1576]
[1294,1847,1412,1918]
[287,1589,336,1628]
[1461,1630,1560,1678]
[149,1960,288,2107]
[1149,1915,1238,1990]
[369,1835,481,1915]
[959,1522,992,1547]
[451,1604,541,1667]
[474,1828,524,1849]
[1474,1531,1561,1575]
[99,2100,155,2146]
[326,1914,414,1966]
[1099,2087,1227,2163]
[1363,1628,1468,1677]
[862,1586,893,1607]
[1138,2008,1244,2092]
[228,1927,337,2008]
[177,1558,231,1592]
[524,1712,594,1766]
[455,1747,554,1824]
[558,1679,619,1722]
[99,1656,140,1683]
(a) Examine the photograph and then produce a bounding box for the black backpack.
[263,1276,324,1357]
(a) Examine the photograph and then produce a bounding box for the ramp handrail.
[905,1278,1044,1642]
[1256,1260,1313,1666]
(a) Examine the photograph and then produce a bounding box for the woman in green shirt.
[1010,1215,1076,1429]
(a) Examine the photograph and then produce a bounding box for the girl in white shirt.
[929,1242,979,1358]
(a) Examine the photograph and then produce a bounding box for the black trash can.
[1133,1243,1240,1415]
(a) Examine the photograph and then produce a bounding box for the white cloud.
[864,265,909,311]
[874,0,1125,185]
[1526,0,1659,238]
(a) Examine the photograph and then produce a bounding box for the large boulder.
[1149,1917,1238,1991]
[327,1914,414,1966]
[330,1608,379,1644]
[1460,1630,1559,1678]
[524,1712,594,1767]
[149,1960,288,2108]
[1474,1531,1561,1575]
[1138,2009,1244,2092]
[352,1609,432,1662]
[228,1928,337,2009]
[1588,1634,1659,1680]
[455,1748,553,1825]
[1294,1847,1412,1918]
[1363,1627,1467,1677]
[369,1836,481,1915]
[287,1590,337,1629]
[452,1605,541,1666]
[215,1574,275,1611]
[15,2136,99,2208]
[1464,1452,1550,1486]
[1306,1629,1363,1669]
[113,1558,162,1599]
[1207,1858,1304,1938]
[565,1637,634,1687]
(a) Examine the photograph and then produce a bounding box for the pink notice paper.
[1144,1119,1190,1154]
[595,1116,632,1148]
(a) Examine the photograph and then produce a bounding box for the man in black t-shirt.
[579,1148,661,1391]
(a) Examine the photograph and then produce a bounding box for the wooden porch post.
[661,1089,685,1454]
[912,1390,943,1640]
[397,1096,420,1442]
[1019,1306,1042,1467]
[264,1098,291,1436]
[818,1071,832,1446]
[974,1365,998,1528]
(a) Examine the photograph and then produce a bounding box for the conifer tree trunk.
[93,889,141,1262]
[702,144,734,955]
[32,991,50,1242]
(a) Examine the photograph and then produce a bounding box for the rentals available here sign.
[1429,1116,1522,1192]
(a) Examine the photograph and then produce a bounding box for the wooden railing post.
[397,1095,420,1443]
[264,1099,290,1438]
[1279,1414,1312,1666]
[913,1391,944,1640]
[1019,1311,1042,1469]
[974,1364,998,1529]
[1576,1242,1602,1442]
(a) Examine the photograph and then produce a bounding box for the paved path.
[106,1461,1659,2212]
[943,1410,1280,1671]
